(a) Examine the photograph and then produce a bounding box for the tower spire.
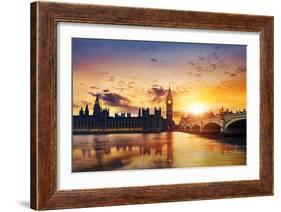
[166,85,173,130]
[95,93,99,104]
[138,108,141,117]
[85,104,89,116]
[167,84,172,98]
[93,93,101,116]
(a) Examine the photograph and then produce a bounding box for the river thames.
[72,132,246,172]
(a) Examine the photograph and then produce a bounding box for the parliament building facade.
[73,87,175,133]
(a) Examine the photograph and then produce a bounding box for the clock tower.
[166,86,173,130]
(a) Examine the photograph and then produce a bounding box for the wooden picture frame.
[31,1,274,210]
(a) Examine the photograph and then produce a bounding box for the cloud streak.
[101,93,131,107]
[148,86,167,103]
[150,58,158,63]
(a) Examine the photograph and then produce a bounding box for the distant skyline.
[72,38,246,123]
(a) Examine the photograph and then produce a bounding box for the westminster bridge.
[178,112,246,135]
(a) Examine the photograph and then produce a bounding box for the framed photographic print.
[30,1,274,210]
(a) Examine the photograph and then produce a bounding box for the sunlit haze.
[72,38,246,124]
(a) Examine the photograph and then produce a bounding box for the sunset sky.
[72,38,246,123]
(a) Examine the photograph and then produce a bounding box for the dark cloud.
[150,58,158,63]
[219,64,229,70]
[88,91,96,97]
[108,76,114,81]
[219,80,233,89]
[199,57,205,61]
[186,49,244,77]
[90,86,99,89]
[101,93,131,108]
[73,103,80,108]
[115,80,135,91]
[152,84,160,87]
[210,52,217,58]
[221,80,231,85]
[81,100,92,106]
[143,46,155,51]
[113,86,125,92]
[128,81,135,89]
[174,86,190,96]
[188,61,195,66]
[86,92,139,113]
[148,86,167,103]
[190,61,217,74]
[236,65,246,73]
[218,56,226,64]
[196,65,204,72]
[117,80,126,86]
[98,71,109,75]
[210,64,216,70]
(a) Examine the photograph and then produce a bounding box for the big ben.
[166,86,174,130]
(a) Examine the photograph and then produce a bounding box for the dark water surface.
[72,132,246,172]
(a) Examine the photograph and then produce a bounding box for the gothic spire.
[95,93,99,104]
[85,104,89,116]
[167,85,172,98]
[93,93,101,116]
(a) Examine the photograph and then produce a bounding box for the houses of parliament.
[72,87,175,133]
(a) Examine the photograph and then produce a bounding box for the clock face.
[167,100,172,104]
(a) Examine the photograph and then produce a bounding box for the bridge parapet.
[224,112,246,120]
[224,112,246,132]
[178,112,246,134]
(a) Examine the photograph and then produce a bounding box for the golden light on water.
[72,132,246,172]
[72,39,247,172]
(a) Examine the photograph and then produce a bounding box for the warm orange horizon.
[72,38,246,124]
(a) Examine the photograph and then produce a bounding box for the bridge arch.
[202,122,221,133]
[225,118,246,135]
[190,124,200,133]
[202,120,222,129]
[185,126,190,130]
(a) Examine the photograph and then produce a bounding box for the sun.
[189,104,205,115]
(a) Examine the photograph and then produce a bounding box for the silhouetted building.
[73,87,175,133]
[166,86,174,130]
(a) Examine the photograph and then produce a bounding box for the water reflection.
[72,132,246,172]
